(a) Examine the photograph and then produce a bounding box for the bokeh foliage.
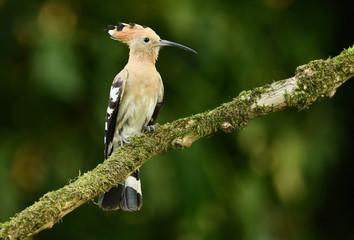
[0,0,353,239]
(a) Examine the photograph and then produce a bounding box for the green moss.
[239,90,252,97]
[290,46,354,110]
[333,44,354,63]
[283,89,293,107]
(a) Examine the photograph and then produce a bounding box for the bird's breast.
[116,66,163,137]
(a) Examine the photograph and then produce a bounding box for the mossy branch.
[1,45,353,240]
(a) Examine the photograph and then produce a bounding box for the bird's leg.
[142,123,159,132]
[120,135,132,146]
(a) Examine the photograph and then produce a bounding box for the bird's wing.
[148,78,164,125]
[104,70,128,159]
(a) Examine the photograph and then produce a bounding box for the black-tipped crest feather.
[116,22,125,31]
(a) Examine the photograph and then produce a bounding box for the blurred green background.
[0,0,353,239]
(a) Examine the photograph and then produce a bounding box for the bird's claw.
[143,123,159,132]
[120,136,132,146]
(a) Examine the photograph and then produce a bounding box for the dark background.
[0,0,353,239]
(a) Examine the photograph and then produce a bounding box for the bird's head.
[105,22,196,62]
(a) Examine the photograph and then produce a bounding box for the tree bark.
[0,45,353,240]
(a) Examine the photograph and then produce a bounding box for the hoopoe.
[99,22,196,211]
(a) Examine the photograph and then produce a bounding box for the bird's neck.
[128,49,159,64]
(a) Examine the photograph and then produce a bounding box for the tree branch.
[1,45,353,240]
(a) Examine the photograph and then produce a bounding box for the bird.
[98,22,196,211]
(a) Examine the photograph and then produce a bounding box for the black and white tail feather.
[98,170,142,211]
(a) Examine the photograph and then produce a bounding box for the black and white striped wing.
[104,70,127,159]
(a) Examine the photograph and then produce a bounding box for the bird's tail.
[98,170,142,211]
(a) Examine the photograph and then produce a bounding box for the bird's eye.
[143,37,150,43]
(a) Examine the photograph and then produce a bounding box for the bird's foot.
[120,135,132,147]
[143,123,159,132]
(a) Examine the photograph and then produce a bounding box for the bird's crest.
[105,22,160,43]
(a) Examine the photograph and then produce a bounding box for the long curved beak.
[154,39,197,54]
